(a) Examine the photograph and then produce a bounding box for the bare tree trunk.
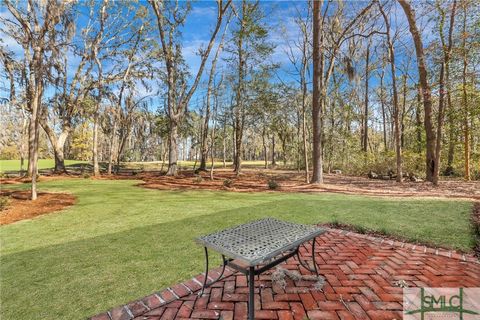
[432,0,456,184]
[262,126,268,169]
[461,4,470,181]
[107,121,117,175]
[311,0,324,184]
[209,91,219,180]
[415,85,423,153]
[271,135,276,167]
[301,92,309,182]
[92,115,100,176]
[200,19,229,171]
[233,10,245,176]
[379,70,388,151]
[234,119,242,175]
[362,41,370,153]
[380,2,402,182]
[222,113,227,168]
[29,83,42,200]
[232,122,237,168]
[166,121,179,176]
[40,120,70,173]
[401,74,407,149]
[398,0,436,183]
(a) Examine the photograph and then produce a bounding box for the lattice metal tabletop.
[196,218,325,266]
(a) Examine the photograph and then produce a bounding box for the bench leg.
[248,266,255,320]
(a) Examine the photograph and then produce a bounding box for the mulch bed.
[136,169,480,200]
[0,190,76,225]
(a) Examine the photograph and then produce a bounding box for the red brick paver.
[90,229,480,320]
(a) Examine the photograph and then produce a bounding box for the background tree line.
[1,0,479,199]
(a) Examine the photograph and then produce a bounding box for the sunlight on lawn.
[0,179,474,320]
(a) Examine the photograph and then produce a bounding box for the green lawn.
[0,159,88,172]
[0,179,474,320]
[0,159,269,173]
[123,160,274,170]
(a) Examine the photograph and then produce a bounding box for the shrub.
[193,176,203,183]
[223,179,233,188]
[82,173,91,179]
[267,179,279,190]
[0,196,9,211]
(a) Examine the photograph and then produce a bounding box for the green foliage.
[334,150,425,177]
[0,196,9,211]
[69,123,93,161]
[0,145,20,160]
[267,179,279,190]
[223,178,233,188]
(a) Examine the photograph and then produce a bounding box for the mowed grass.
[0,159,269,173]
[0,159,87,172]
[0,179,474,320]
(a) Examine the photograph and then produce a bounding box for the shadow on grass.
[0,204,292,319]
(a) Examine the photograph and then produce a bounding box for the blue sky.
[0,0,435,114]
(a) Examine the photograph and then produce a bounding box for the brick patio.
[90,229,480,320]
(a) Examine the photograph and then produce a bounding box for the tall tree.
[311,0,324,184]
[227,0,273,175]
[398,0,437,183]
[433,0,457,183]
[284,3,312,182]
[460,0,470,180]
[379,2,402,182]
[150,0,231,176]
[311,0,375,183]
[3,0,72,199]
[362,39,371,153]
[199,14,231,171]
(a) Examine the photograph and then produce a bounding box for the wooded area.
[1,0,479,200]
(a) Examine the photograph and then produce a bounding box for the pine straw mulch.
[135,169,480,201]
[0,190,76,225]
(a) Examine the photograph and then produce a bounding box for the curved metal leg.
[311,237,319,276]
[200,247,228,296]
[248,267,255,320]
[200,247,210,296]
[296,238,319,276]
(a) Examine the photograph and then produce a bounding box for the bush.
[82,173,91,179]
[332,150,426,178]
[193,176,203,183]
[267,179,279,190]
[0,196,9,211]
[223,179,233,188]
